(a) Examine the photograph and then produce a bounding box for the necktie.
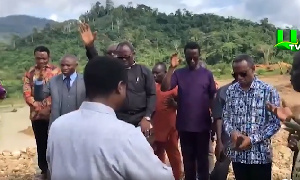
[64,76,71,91]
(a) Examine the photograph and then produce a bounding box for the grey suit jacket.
[34,73,86,126]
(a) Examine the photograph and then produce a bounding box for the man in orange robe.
[152,62,182,180]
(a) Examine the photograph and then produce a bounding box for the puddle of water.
[0,106,36,151]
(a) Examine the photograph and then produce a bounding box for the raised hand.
[170,53,181,68]
[78,23,97,46]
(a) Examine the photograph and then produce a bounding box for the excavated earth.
[0,75,299,180]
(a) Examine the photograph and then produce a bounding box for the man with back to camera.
[46,56,174,180]
[34,54,86,128]
[78,23,156,138]
[161,42,217,180]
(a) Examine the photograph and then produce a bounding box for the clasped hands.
[231,131,252,151]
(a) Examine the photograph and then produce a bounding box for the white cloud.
[0,0,300,27]
[49,14,58,21]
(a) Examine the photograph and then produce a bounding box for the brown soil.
[19,126,34,138]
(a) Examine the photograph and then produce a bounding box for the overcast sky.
[0,0,299,27]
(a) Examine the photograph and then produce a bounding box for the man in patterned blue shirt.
[223,54,281,180]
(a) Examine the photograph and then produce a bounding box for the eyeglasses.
[232,72,247,78]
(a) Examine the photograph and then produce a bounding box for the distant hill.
[0,15,56,42]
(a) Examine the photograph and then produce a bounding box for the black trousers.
[232,162,272,180]
[32,120,49,173]
[179,131,210,180]
[292,150,299,178]
[210,157,231,180]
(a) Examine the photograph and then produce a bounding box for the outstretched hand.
[78,23,97,46]
[266,99,293,122]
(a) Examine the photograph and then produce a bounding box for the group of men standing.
[20,22,300,180]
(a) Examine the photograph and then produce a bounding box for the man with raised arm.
[161,42,216,180]
[78,23,156,138]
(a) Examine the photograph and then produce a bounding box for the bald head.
[106,44,117,57]
[60,54,78,63]
[60,54,78,76]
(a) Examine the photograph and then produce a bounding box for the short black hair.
[34,46,50,56]
[184,42,200,53]
[84,56,128,98]
[233,54,255,67]
[116,41,135,52]
[154,62,167,71]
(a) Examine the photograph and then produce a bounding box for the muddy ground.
[0,75,299,180]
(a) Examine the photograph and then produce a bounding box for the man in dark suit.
[34,54,86,127]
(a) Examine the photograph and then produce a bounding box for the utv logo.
[274,29,300,51]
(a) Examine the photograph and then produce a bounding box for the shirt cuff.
[35,80,43,85]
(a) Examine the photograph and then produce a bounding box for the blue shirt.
[62,71,77,87]
[35,72,77,87]
[47,102,174,180]
[223,78,281,164]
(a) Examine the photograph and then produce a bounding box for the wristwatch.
[144,116,151,121]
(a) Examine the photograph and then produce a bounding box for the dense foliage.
[0,0,297,97]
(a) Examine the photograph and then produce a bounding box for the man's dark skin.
[60,56,78,76]
[161,49,200,92]
[34,51,51,117]
[230,60,255,150]
[152,63,177,108]
[78,23,155,135]
[291,52,300,92]
[115,44,152,132]
[267,52,300,177]
[214,75,237,161]
[35,51,49,69]
[106,44,117,57]
[79,23,117,58]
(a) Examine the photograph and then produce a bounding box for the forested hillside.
[0,0,296,97]
[0,15,55,42]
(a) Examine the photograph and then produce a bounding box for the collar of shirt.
[126,61,136,69]
[79,101,117,118]
[63,71,77,81]
[236,76,259,91]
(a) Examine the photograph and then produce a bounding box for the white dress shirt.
[47,101,174,180]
